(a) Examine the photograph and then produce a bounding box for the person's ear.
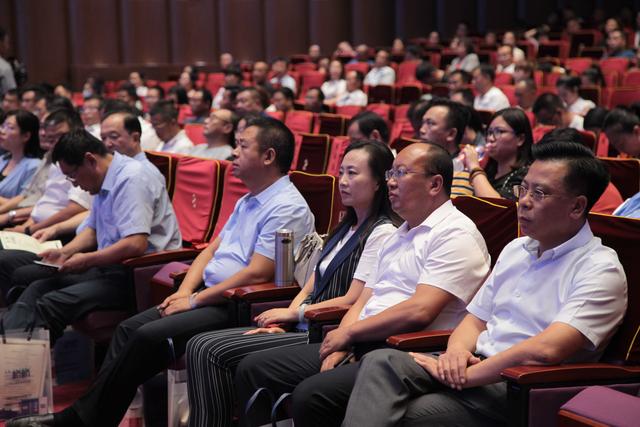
[262,147,276,166]
[569,194,588,219]
[369,129,382,142]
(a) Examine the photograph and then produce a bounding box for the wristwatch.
[7,210,16,224]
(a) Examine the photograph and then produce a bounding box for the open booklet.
[0,231,62,255]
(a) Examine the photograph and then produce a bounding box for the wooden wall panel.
[14,0,69,83]
[351,0,396,47]
[520,0,555,31]
[68,0,120,65]
[485,0,517,32]
[0,0,17,58]
[309,0,351,56]
[169,0,218,65]
[120,0,170,64]
[440,0,477,38]
[218,0,265,61]
[394,0,437,39]
[264,0,309,60]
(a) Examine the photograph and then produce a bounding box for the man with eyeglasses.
[340,142,626,427]
[0,128,181,347]
[188,108,239,160]
[80,95,103,140]
[235,142,490,427]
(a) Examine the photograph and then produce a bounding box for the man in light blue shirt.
[1,129,181,345]
[7,116,315,427]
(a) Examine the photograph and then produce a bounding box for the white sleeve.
[353,223,396,283]
[68,187,93,209]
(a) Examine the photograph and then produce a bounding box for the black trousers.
[0,265,134,343]
[71,304,230,427]
[235,343,361,427]
[0,249,39,302]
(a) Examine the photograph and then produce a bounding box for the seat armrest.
[226,283,301,302]
[305,305,351,322]
[123,248,201,268]
[501,364,640,385]
[169,269,189,280]
[386,330,452,351]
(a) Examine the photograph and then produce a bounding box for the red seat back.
[395,83,424,104]
[316,113,348,136]
[608,88,640,108]
[212,160,250,239]
[284,110,314,134]
[325,136,351,177]
[452,196,518,267]
[172,156,226,245]
[397,60,420,84]
[335,105,364,118]
[622,70,640,86]
[497,85,517,107]
[295,133,332,174]
[345,62,370,75]
[392,136,421,153]
[184,124,207,146]
[600,58,630,75]
[289,171,345,234]
[365,103,394,121]
[145,150,180,198]
[367,84,395,104]
[299,70,326,96]
[564,57,593,74]
[599,157,640,200]
[495,72,514,86]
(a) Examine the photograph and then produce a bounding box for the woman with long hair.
[186,139,401,427]
[462,107,533,200]
[0,110,44,200]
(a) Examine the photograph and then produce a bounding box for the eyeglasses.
[385,168,431,181]
[64,165,80,184]
[513,184,551,202]
[485,127,515,139]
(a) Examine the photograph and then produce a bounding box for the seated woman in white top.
[185,139,401,427]
[556,75,596,116]
[447,37,480,75]
[321,60,347,103]
[0,110,44,200]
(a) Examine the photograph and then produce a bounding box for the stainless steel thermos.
[275,229,294,286]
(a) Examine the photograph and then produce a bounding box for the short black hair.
[101,99,139,117]
[422,142,454,196]
[193,88,213,107]
[408,99,431,134]
[20,84,46,102]
[348,111,390,143]
[449,69,472,84]
[117,82,138,100]
[168,85,188,105]
[531,141,609,215]
[603,107,640,133]
[426,97,467,145]
[243,116,295,174]
[451,88,475,106]
[223,66,243,80]
[307,87,325,103]
[149,100,178,122]
[584,107,609,131]
[148,85,165,99]
[476,64,496,82]
[44,108,83,131]
[274,87,294,101]
[52,129,108,166]
[532,92,564,115]
[45,95,75,113]
[556,75,581,91]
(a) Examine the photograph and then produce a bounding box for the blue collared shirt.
[202,175,315,287]
[613,191,640,219]
[84,152,182,252]
[0,154,41,198]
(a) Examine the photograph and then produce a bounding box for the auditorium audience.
[6,116,315,427]
[186,139,400,427]
[346,111,390,144]
[321,60,347,103]
[128,71,148,99]
[235,87,266,116]
[269,57,297,93]
[212,66,242,109]
[447,37,480,74]
[252,61,275,94]
[502,31,526,61]
[340,142,625,427]
[534,92,585,130]
[80,95,103,139]
[235,142,490,427]
[514,78,538,111]
[447,69,472,95]
[144,85,164,115]
[303,87,327,113]
[496,44,516,74]
[604,29,635,59]
[267,87,295,114]
[2,88,19,111]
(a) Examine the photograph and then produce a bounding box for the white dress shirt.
[474,86,511,111]
[157,130,194,154]
[364,66,396,86]
[321,79,347,100]
[567,97,596,116]
[467,222,627,362]
[359,200,490,330]
[336,89,368,107]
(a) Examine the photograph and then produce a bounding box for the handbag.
[293,232,324,286]
[0,308,54,421]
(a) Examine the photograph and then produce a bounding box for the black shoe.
[6,413,56,427]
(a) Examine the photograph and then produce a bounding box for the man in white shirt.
[364,50,396,86]
[336,70,368,107]
[472,65,511,111]
[496,45,516,74]
[0,27,16,97]
[235,142,491,427]
[189,109,238,160]
[342,142,626,427]
[149,100,194,154]
[503,31,526,62]
[533,93,585,130]
[269,57,297,94]
[80,96,103,140]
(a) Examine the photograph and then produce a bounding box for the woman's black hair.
[326,139,402,243]
[484,108,533,179]
[4,109,44,158]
